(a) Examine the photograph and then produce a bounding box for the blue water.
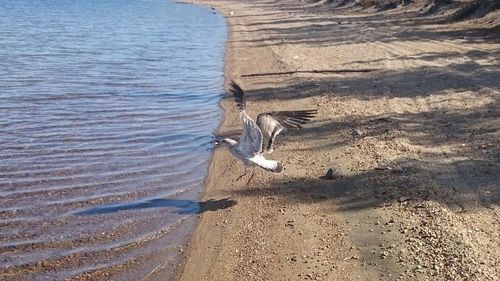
[0,0,226,280]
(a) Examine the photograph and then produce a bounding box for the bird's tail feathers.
[252,155,283,173]
[273,162,284,173]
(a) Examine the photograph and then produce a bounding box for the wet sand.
[168,0,500,280]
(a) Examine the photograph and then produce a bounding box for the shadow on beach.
[233,156,499,213]
[75,198,237,215]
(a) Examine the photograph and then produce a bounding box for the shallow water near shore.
[0,0,226,279]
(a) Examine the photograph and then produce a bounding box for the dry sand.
[156,0,498,280]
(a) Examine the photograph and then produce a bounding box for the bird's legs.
[235,167,255,186]
[235,167,248,182]
[245,167,255,187]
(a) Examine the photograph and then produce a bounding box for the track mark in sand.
[241,68,380,77]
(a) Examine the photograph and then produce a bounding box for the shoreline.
[169,1,499,280]
[145,1,235,280]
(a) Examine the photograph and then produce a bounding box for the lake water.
[0,0,226,280]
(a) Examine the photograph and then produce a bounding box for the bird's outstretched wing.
[256,109,317,152]
[229,81,263,157]
[231,81,246,111]
[257,110,317,131]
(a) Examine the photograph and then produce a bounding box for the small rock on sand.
[321,168,342,180]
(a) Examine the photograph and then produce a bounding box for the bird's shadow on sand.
[74,198,237,216]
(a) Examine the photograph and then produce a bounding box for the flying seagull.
[215,81,316,184]
[232,81,317,154]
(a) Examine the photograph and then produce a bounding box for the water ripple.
[0,0,226,280]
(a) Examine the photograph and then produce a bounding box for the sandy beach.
[156,0,500,280]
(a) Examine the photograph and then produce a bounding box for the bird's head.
[214,138,237,148]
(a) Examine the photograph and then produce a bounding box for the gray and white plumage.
[231,81,317,154]
[215,82,284,178]
[215,81,317,183]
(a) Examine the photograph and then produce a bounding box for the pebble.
[322,168,342,180]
